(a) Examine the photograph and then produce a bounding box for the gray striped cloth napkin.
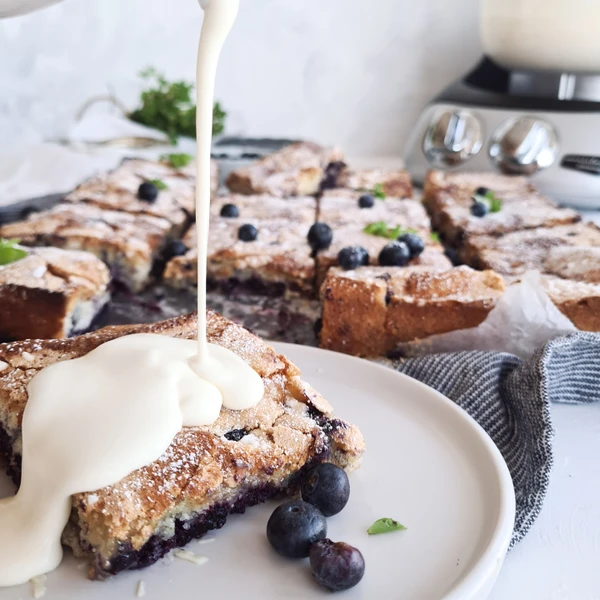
[395,331,600,547]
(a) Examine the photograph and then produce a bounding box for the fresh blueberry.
[138,182,158,202]
[301,463,350,517]
[266,500,327,559]
[470,200,488,218]
[378,241,411,267]
[398,233,425,258]
[310,539,365,592]
[164,240,188,259]
[308,223,333,251]
[338,246,369,270]
[238,224,258,242]
[358,194,375,209]
[475,186,490,197]
[220,203,240,218]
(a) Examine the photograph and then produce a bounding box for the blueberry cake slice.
[541,276,600,332]
[226,142,344,197]
[458,222,600,278]
[64,159,198,233]
[315,191,451,286]
[319,266,505,357]
[0,204,174,292]
[423,171,581,245]
[0,246,110,341]
[0,312,365,579]
[165,196,319,297]
[328,167,413,199]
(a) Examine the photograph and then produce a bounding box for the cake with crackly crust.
[0,247,110,341]
[332,167,413,198]
[422,171,581,245]
[0,203,174,292]
[319,266,505,357]
[458,223,600,278]
[165,196,318,297]
[0,311,365,580]
[226,142,343,197]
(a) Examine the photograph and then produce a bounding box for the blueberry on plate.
[308,223,334,251]
[220,203,239,218]
[310,539,365,592]
[267,500,327,559]
[138,182,159,202]
[397,233,425,258]
[301,463,350,517]
[378,241,410,267]
[475,186,490,197]
[164,240,188,259]
[470,200,488,218]
[238,224,258,242]
[338,246,369,270]
[358,194,375,209]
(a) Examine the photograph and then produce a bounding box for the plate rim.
[272,342,517,600]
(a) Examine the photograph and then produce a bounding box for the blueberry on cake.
[165,196,319,297]
[0,246,110,341]
[319,266,505,357]
[226,142,344,197]
[0,312,365,579]
[422,171,581,245]
[0,203,174,292]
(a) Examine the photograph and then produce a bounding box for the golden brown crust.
[541,276,600,331]
[422,170,581,245]
[336,168,413,198]
[0,204,173,292]
[0,247,110,340]
[320,266,505,356]
[458,223,600,277]
[0,312,365,573]
[226,142,343,197]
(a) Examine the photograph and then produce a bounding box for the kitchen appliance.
[405,0,600,209]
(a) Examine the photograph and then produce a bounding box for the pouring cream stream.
[0,0,263,587]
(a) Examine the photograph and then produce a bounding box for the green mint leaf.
[149,179,168,191]
[488,195,502,213]
[430,232,440,243]
[368,518,407,535]
[0,239,28,266]
[389,225,402,239]
[372,183,386,200]
[364,222,414,240]
[160,153,193,169]
[129,68,227,142]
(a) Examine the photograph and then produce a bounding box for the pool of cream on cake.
[0,0,262,588]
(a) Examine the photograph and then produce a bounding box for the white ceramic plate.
[0,344,515,600]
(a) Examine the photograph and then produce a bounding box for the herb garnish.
[430,232,441,243]
[161,153,193,169]
[372,183,386,200]
[367,518,407,535]
[475,190,502,213]
[130,68,227,144]
[364,221,417,240]
[0,239,27,266]
[149,179,168,191]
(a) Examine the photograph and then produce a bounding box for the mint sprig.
[430,232,440,243]
[372,183,386,200]
[0,239,28,266]
[475,190,503,213]
[149,179,168,190]
[368,518,407,535]
[364,221,417,240]
[161,153,193,169]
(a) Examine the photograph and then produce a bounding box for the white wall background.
[0,0,481,156]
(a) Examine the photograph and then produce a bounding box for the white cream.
[0,0,263,588]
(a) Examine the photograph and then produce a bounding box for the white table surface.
[3,148,600,599]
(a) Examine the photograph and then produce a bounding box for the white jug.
[0,0,64,18]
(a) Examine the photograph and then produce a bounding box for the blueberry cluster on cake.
[2,142,600,350]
